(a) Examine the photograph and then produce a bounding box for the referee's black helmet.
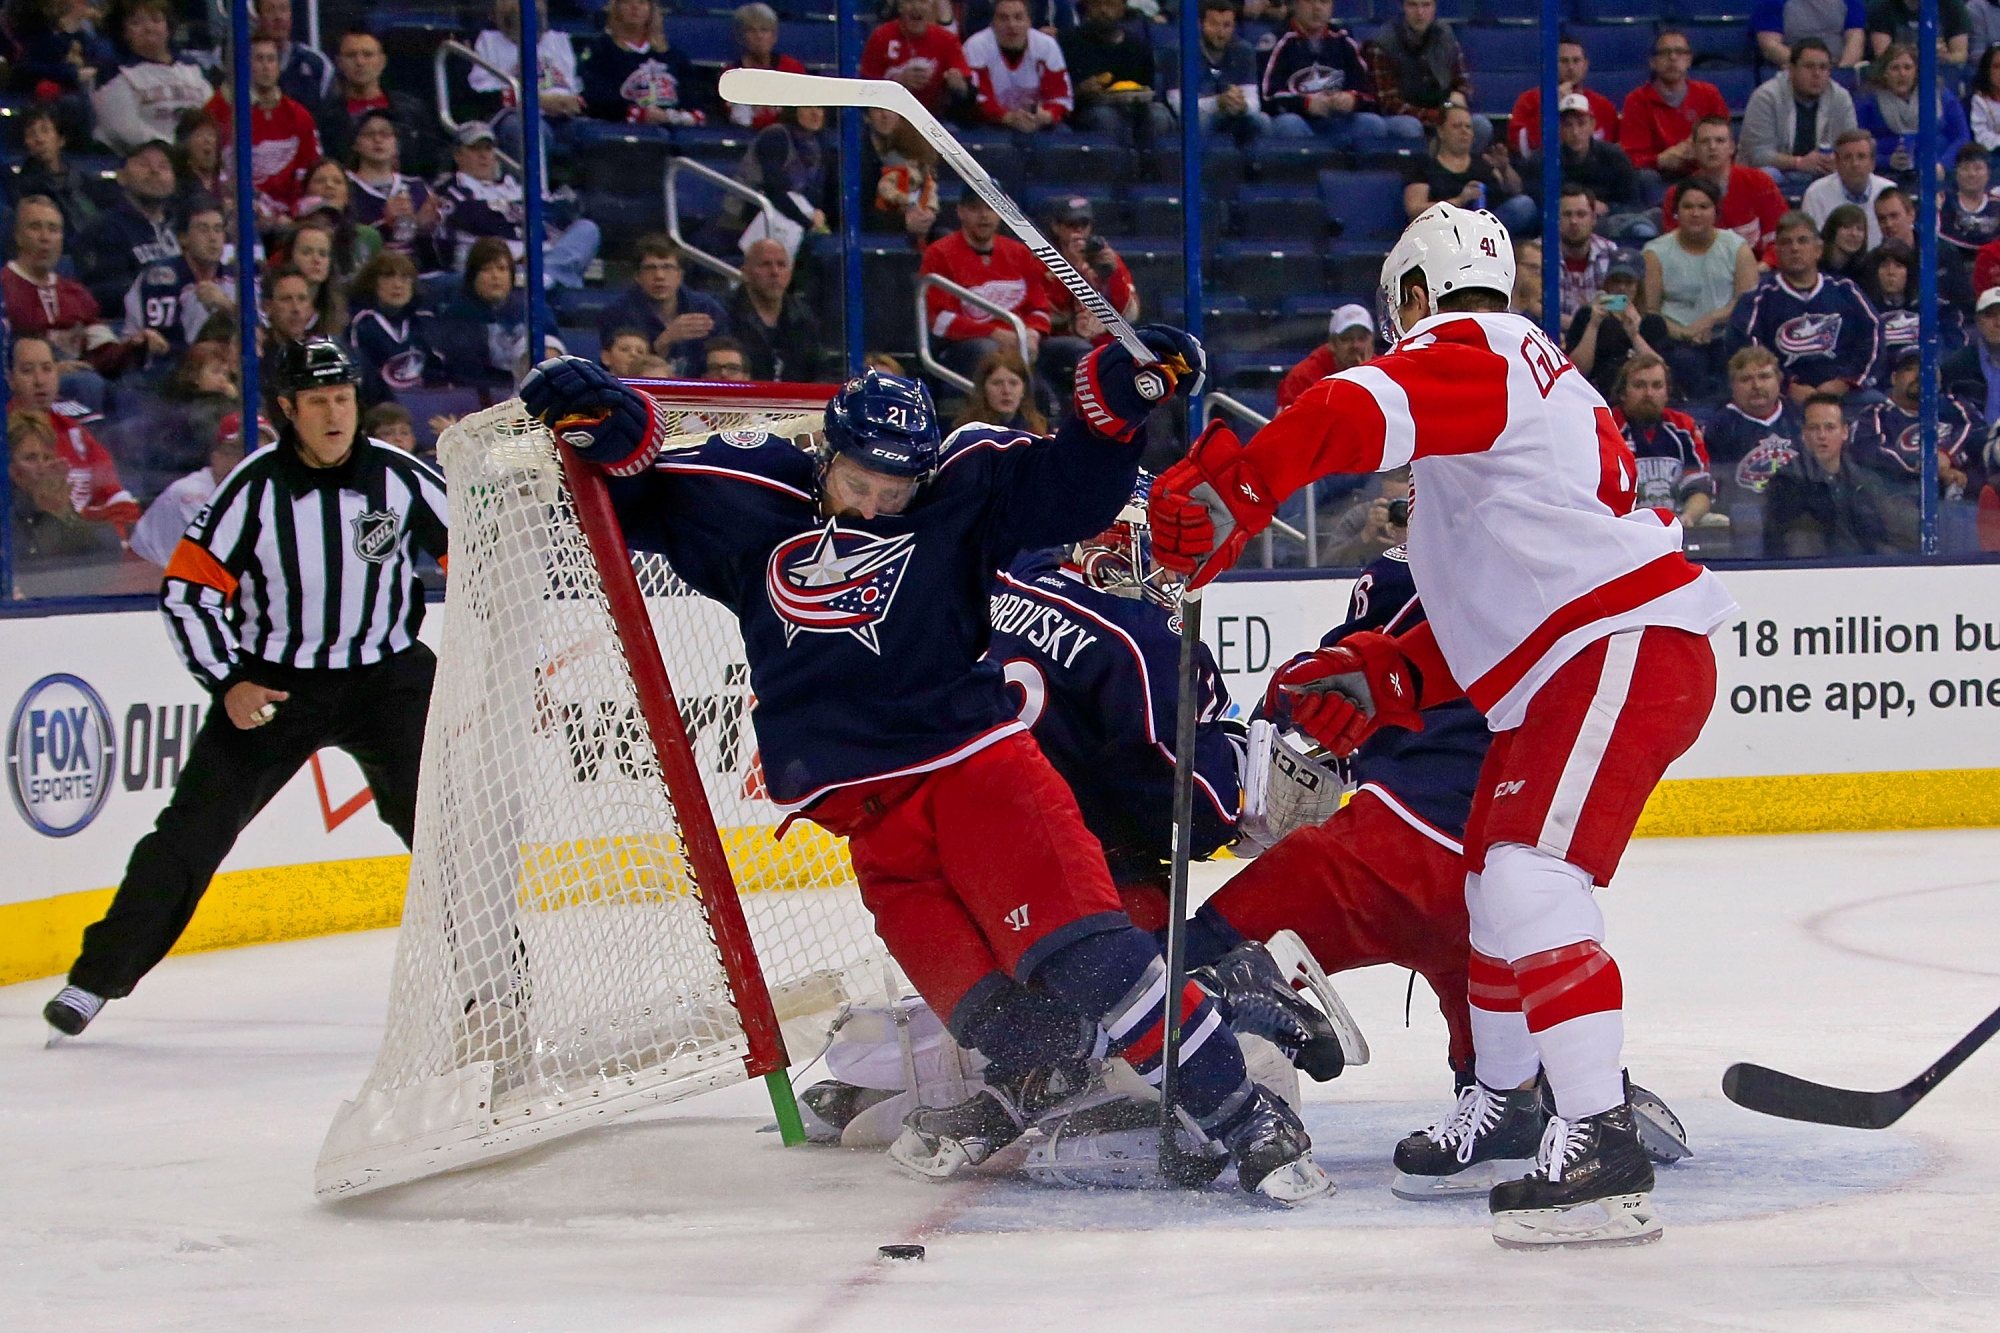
[271,337,360,396]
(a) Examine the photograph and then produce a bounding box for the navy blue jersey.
[1736,271,1881,391]
[607,421,1143,808]
[986,550,1239,883]
[1320,548,1491,843]
[121,255,197,349]
[1703,400,1802,510]
[1849,394,1981,495]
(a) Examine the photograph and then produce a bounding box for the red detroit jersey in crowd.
[860,20,973,110]
[205,90,322,211]
[1664,166,1786,262]
[920,231,1054,341]
[50,411,140,527]
[964,27,1073,124]
[1234,311,1737,730]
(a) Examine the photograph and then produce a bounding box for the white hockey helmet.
[1378,202,1516,340]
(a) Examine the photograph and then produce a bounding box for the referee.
[44,339,450,1038]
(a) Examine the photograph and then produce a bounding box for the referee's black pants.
[69,645,436,999]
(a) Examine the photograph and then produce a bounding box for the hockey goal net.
[316,381,891,1199]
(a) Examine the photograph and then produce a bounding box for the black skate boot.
[1215,1085,1334,1203]
[1391,1078,1546,1200]
[1535,1069,1694,1166]
[887,1057,1095,1181]
[1194,941,1347,1081]
[43,986,105,1041]
[1488,1103,1661,1249]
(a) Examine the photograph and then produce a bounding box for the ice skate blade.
[1264,929,1369,1066]
[1251,1155,1335,1205]
[1491,1192,1662,1250]
[1390,1158,1534,1201]
[1629,1085,1693,1163]
[887,1128,973,1182]
[44,1027,71,1049]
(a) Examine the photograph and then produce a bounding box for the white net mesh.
[316,391,888,1199]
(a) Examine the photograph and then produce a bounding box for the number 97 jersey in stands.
[986,548,1240,887]
[1241,311,1738,731]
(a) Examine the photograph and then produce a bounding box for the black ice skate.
[1216,1085,1334,1203]
[1391,1079,1546,1200]
[43,986,105,1043]
[1488,1104,1662,1249]
[887,1058,1096,1181]
[1194,939,1349,1081]
[796,1080,900,1144]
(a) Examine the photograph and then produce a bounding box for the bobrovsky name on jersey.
[6,673,208,838]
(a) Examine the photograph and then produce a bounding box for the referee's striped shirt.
[161,438,450,690]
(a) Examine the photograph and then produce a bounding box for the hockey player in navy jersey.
[985,490,1354,1082]
[520,345,1333,1203]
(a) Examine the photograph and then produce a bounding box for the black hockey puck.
[878,1244,925,1262]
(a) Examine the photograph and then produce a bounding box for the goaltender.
[44,339,450,1040]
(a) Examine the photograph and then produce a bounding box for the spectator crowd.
[10,0,2000,585]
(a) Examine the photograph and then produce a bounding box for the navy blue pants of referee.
[67,644,436,999]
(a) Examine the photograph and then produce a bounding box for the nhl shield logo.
[350,510,401,563]
[766,519,916,653]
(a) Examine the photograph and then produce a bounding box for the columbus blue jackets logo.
[1775,312,1841,359]
[381,348,427,391]
[1734,435,1798,493]
[766,520,915,653]
[351,510,401,562]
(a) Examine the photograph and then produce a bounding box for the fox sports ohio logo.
[7,674,117,837]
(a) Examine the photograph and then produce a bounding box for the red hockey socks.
[1466,949,1541,1090]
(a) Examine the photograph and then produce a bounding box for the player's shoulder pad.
[935,422,1044,481]
[664,430,819,495]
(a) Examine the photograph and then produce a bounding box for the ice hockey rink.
[5,826,1996,1332]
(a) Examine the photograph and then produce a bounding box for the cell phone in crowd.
[1602,294,1628,313]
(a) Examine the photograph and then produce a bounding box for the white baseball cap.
[1329,303,1374,336]
[1979,287,2000,313]
[1558,92,1592,116]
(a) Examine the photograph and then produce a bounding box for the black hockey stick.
[1156,584,1212,1184]
[1722,1000,2000,1129]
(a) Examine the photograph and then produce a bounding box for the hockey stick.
[1155,584,1212,1183]
[716,68,1152,364]
[1722,1000,2000,1129]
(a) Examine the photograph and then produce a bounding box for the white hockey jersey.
[1243,310,1737,731]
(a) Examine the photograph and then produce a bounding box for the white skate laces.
[1536,1114,1589,1183]
[1426,1082,1504,1165]
[52,987,104,1022]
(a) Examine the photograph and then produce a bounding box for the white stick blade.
[719,69,911,115]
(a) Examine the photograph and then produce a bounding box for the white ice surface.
[5,829,2000,1333]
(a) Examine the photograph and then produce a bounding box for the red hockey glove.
[1263,631,1424,756]
[1147,419,1278,588]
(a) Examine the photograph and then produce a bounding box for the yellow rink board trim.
[4,770,1996,988]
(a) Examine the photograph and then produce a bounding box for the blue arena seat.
[1027,134,1134,186]
[1149,144,1244,193]
[664,16,736,66]
[1331,0,1377,24]
[1235,184,1329,239]
[1591,67,1650,107]
[1705,65,1758,107]
[1474,70,1539,115]
[1571,0,1659,23]
[1573,23,1659,70]
[1217,241,1325,307]
[963,138,1027,195]
[1470,25,1547,70]
[1319,169,1410,246]
[1480,0,1564,23]
[1213,350,1297,390]
[1686,25,1757,63]
[1681,0,1754,21]
[1125,184,1226,242]
[1248,139,1342,184]
[577,125,676,193]
[786,23,837,69]
[1022,182,1118,224]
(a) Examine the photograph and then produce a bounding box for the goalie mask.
[1066,471,1179,607]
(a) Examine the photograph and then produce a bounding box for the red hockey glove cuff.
[1146,420,1277,588]
[1265,631,1425,756]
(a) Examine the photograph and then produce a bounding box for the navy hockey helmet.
[270,336,360,397]
[821,369,942,482]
